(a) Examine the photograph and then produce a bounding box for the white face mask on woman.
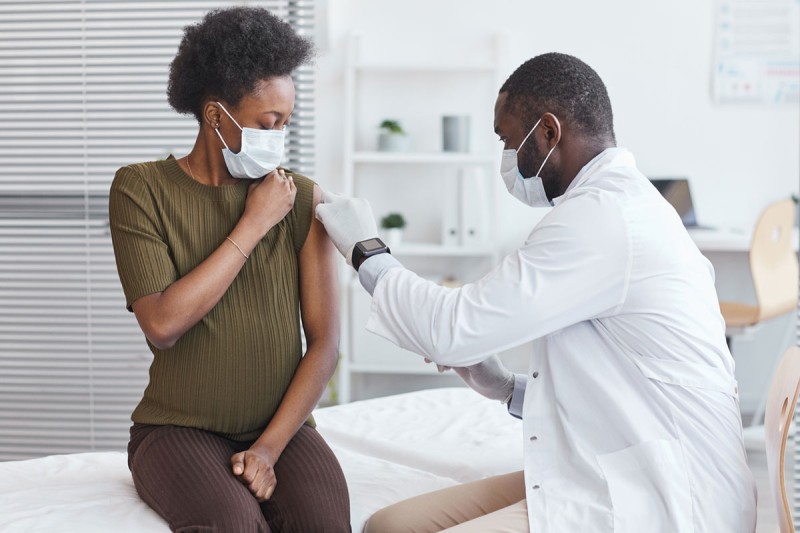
[500,117,559,207]
[214,102,285,179]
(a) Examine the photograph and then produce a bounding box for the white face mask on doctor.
[214,102,285,180]
[500,117,559,207]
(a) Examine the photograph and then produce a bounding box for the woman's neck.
[183,129,240,187]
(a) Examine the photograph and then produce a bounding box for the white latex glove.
[314,190,379,265]
[433,355,515,403]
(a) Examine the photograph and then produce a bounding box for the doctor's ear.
[540,113,562,147]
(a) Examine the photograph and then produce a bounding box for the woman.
[109,7,350,532]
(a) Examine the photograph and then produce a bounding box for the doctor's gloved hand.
[314,190,379,266]
[444,355,515,404]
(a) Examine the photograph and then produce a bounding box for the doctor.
[317,53,757,532]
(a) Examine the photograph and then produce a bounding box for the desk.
[689,226,800,253]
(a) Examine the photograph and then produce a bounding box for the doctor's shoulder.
[525,188,631,268]
[555,186,627,229]
[524,188,630,257]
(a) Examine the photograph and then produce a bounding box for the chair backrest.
[764,345,800,533]
[750,199,799,322]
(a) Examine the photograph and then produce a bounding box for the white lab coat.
[361,148,757,532]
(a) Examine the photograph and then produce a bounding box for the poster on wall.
[713,0,800,103]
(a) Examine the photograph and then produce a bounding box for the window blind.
[0,0,316,461]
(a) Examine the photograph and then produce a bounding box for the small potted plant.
[380,212,406,248]
[377,119,410,152]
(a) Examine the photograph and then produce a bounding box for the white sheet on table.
[0,452,167,533]
[0,448,460,533]
[0,388,522,532]
[316,387,523,483]
[330,445,459,531]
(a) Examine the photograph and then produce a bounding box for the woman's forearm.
[251,342,338,459]
[251,182,340,458]
[131,219,264,349]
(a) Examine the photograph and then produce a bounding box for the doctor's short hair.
[167,6,314,123]
[500,53,615,142]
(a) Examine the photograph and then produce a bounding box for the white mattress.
[0,387,522,532]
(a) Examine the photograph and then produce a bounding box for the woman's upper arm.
[109,166,177,311]
[298,184,340,349]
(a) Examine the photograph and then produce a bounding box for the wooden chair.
[764,345,800,533]
[720,199,798,343]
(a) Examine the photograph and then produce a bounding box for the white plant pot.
[378,132,410,152]
[382,228,404,248]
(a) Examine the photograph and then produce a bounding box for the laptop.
[649,178,714,230]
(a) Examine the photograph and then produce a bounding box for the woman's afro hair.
[167,6,314,122]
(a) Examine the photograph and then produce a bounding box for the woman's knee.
[172,509,269,533]
[263,426,351,532]
[261,467,351,532]
[136,470,269,533]
[129,425,269,532]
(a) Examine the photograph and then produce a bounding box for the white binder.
[441,171,460,246]
[458,167,487,246]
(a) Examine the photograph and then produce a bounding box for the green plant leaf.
[379,119,404,134]
[381,212,406,229]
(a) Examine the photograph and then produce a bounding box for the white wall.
[316,0,798,235]
[314,0,800,406]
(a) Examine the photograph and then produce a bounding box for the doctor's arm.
[362,254,526,410]
[317,191,630,368]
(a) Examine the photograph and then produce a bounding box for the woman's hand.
[242,168,297,236]
[231,445,278,502]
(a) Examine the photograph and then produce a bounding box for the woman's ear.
[202,101,222,129]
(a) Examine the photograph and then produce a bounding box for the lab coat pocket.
[598,438,694,533]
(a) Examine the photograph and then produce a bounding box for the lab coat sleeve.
[358,253,404,295]
[507,373,527,419]
[365,191,632,367]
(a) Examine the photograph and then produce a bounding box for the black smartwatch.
[351,237,391,272]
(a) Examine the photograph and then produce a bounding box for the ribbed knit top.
[109,156,315,441]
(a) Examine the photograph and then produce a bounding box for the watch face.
[360,238,384,252]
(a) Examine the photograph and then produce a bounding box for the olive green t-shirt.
[109,156,315,441]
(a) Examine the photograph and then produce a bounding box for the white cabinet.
[337,34,507,403]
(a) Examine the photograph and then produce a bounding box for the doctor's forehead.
[493,92,515,134]
[493,92,507,133]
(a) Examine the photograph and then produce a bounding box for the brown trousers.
[128,423,351,533]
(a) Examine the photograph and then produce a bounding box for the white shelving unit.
[352,152,496,164]
[337,33,507,403]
